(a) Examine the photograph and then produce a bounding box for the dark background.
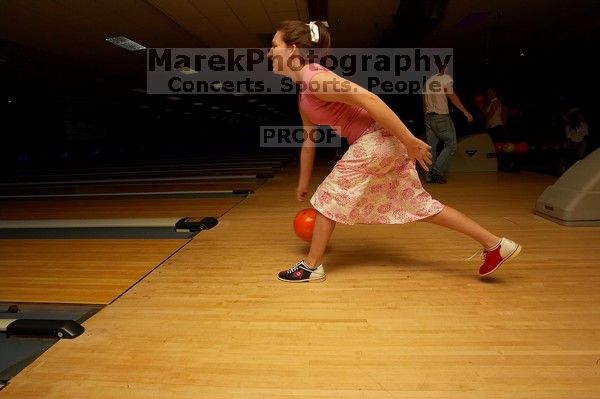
[1,0,598,172]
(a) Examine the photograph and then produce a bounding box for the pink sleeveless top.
[299,64,376,144]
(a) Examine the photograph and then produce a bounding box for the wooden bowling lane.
[0,197,242,220]
[0,239,187,304]
[0,181,263,197]
[1,167,276,185]
[0,157,287,181]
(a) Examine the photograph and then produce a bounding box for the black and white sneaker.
[277,261,326,283]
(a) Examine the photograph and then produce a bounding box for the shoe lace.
[286,261,304,274]
[465,249,485,262]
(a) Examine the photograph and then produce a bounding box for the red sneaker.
[479,238,522,276]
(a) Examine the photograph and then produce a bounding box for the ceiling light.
[176,67,198,75]
[105,36,146,51]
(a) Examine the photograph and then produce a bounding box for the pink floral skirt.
[310,127,444,225]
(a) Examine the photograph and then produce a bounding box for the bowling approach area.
[1,155,599,398]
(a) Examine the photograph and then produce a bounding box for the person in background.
[564,110,589,160]
[422,64,474,183]
[485,87,506,141]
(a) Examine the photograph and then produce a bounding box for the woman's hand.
[296,184,309,201]
[405,137,433,171]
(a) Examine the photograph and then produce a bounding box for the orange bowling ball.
[293,208,317,242]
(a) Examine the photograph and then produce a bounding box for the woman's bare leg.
[305,212,336,268]
[422,206,500,249]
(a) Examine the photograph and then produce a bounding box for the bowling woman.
[268,21,521,282]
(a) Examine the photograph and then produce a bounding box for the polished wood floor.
[1,164,599,398]
[0,239,188,304]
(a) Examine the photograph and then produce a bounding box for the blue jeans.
[425,114,457,176]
